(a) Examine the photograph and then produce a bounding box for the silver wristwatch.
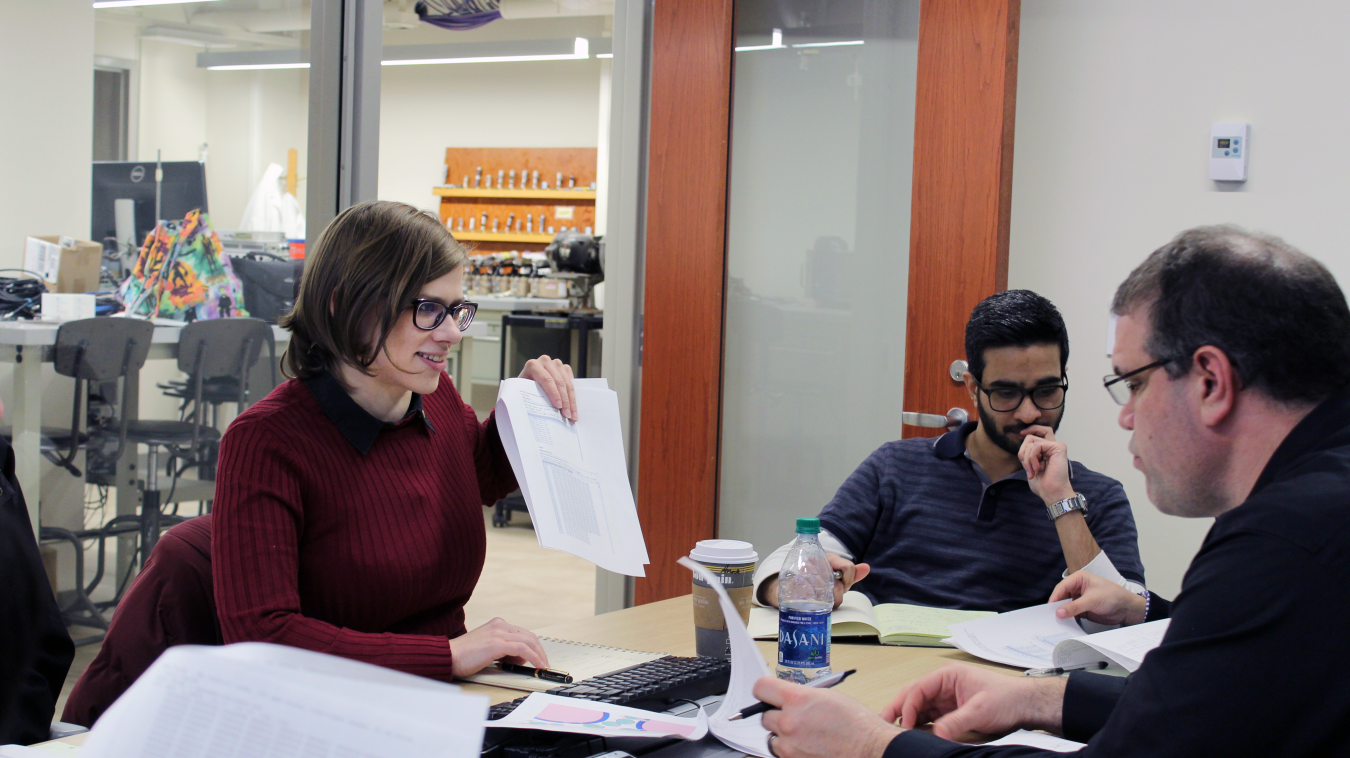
[1046,493,1088,522]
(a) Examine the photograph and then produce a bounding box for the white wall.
[1010,0,1350,597]
[1,0,95,266]
[377,58,603,211]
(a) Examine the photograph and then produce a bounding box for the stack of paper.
[79,643,487,758]
[496,378,650,576]
[945,600,1169,673]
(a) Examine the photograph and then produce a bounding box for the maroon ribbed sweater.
[211,375,516,681]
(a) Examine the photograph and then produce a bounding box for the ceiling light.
[735,28,784,52]
[94,0,220,8]
[382,37,589,66]
[792,40,864,48]
[596,53,613,59]
[208,62,310,70]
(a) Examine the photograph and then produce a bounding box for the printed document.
[490,693,708,740]
[496,378,649,576]
[680,557,775,758]
[946,602,1168,672]
[80,643,486,758]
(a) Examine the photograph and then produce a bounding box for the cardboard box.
[25,236,104,294]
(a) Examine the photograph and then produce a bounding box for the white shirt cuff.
[752,529,854,606]
[1062,549,1146,596]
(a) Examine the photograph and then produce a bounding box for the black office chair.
[153,318,275,491]
[156,318,277,438]
[36,318,156,641]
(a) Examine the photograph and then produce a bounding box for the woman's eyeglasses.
[411,299,477,331]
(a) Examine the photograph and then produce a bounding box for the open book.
[944,599,1170,672]
[748,591,994,647]
[461,637,665,692]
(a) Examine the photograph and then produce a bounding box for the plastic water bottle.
[776,517,832,683]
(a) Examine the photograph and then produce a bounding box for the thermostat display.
[1210,122,1249,182]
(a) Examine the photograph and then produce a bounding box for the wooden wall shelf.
[438,147,599,252]
[452,231,555,244]
[435,187,597,201]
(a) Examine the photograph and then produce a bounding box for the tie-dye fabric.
[117,210,249,320]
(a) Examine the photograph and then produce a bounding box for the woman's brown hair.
[281,200,468,380]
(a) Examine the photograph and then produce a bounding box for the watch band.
[1046,493,1088,522]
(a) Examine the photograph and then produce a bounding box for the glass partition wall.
[719,1,921,555]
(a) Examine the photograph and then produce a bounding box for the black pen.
[500,662,573,683]
[728,669,856,721]
[1023,661,1109,677]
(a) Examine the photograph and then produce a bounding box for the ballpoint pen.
[1024,661,1108,677]
[499,662,573,684]
[728,669,856,721]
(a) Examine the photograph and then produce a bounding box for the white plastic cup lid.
[689,539,758,565]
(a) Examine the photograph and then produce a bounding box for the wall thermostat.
[1210,122,1249,182]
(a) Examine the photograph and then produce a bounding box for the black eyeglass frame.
[1102,357,1176,406]
[410,299,477,332]
[973,379,1070,413]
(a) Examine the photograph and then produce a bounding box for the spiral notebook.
[460,637,666,692]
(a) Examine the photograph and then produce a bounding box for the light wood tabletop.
[457,595,1019,711]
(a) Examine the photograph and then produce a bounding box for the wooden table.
[47,595,1018,751]
[459,595,1016,711]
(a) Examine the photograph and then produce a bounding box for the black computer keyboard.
[483,655,731,758]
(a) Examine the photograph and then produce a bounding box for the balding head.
[1112,225,1350,405]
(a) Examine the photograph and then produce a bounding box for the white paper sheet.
[490,693,708,740]
[944,601,1085,669]
[679,557,774,758]
[81,644,486,758]
[1052,619,1170,672]
[982,730,1086,751]
[496,378,649,576]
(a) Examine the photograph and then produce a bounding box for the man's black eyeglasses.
[1102,358,1175,406]
[974,380,1069,413]
[411,299,477,331]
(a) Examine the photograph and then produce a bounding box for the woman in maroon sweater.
[212,200,577,681]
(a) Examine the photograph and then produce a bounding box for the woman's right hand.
[1049,571,1147,626]
[449,617,550,677]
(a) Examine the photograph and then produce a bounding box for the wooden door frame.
[636,0,1020,604]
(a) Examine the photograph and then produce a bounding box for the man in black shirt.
[0,423,75,744]
[752,225,1350,757]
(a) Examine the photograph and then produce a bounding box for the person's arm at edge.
[880,673,1120,757]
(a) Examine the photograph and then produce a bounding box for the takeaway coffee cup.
[690,540,758,659]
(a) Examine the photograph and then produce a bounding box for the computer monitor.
[91,161,209,251]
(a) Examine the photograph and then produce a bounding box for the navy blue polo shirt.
[818,422,1144,613]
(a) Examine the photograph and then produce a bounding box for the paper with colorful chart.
[678,557,775,758]
[490,693,708,740]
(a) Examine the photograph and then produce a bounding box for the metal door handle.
[901,407,969,430]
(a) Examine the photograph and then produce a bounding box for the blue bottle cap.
[795,517,821,534]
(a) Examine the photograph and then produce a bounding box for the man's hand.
[519,354,577,421]
[762,555,871,610]
[1050,570,1147,626]
[755,677,900,758]
[1018,426,1075,505]
[882,664,1065,743]
[828,554,870,609]
[449,617,550,677]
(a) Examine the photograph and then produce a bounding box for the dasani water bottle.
[776,517,832,683]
